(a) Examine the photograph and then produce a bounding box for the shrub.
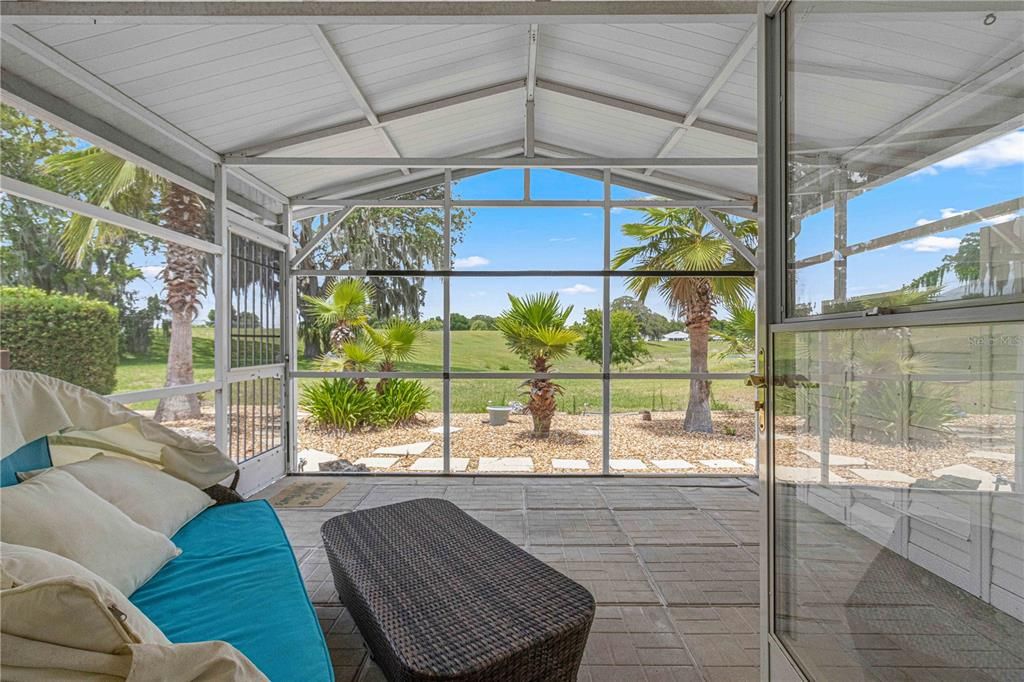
[0,286,119,394]
[373,378,431,426]
[300,378,376,431]
[300,377,430,431]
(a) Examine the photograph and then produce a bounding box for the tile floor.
[253,475,761,682]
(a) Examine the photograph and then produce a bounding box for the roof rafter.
[308,25,410,175]
[0,24,288,210]
[525,23,539,157]
[645,23,756,174]
[0,1,760,24]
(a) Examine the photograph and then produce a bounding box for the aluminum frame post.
[442,169,453,474]
[602,169,612,475]
[213,163,231,455]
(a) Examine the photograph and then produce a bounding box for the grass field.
[115,327,755,413]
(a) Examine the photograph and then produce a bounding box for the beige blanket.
[0,371,236,489]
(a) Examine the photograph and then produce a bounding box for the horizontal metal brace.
[226,156,757,169]
[292,268,757,278]
[291,198,754,209]
[107,381,220,404]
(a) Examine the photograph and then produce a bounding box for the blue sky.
[125,129,1022,322]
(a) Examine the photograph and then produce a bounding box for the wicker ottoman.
[321,498,595,682]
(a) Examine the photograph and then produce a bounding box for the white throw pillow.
[19,453,214,537]
[1,542,170,644]
[0,470,180,596]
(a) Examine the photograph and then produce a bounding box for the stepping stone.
[552,459,590,470]
[743,458,757,467]
[428,426,462,434]
[478,457,534,473]
[966,449,1013,462]
[798,448,867,466]
[373,441,433,456]
[354,457,399,469]
[850,468,916,484]
[296,448,339,473]
[577,430,602,437]
[651,459,693,470]
[408,457,469,472]
[932,464,998,491]
[700,459,743,469]
[774,466,846,483]
[609,459,646,471]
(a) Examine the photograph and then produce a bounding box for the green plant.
[575,308,650,369]
[373,378,431,426]
[302,278,372,349]
[0,286,119,394]
[495,292,583,437]
[299,378,376,431]
[613,207,755,433]
[710,394,734,411]
[43,146,208,421]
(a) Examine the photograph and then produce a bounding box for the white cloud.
[924,130,1024,174]
[549,237,577,243]
[140,265,163,278]
[914,207,965,226]
[560,283,596,295]
[901,235,961,252]
[454,255,490,268]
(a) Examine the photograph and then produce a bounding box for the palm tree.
[323,319,422,393]
[613,208,755,433]
[302,278,372,350]
[45,147,209,421]
[495,292,582,437]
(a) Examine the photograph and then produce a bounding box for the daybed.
[0,370,333,682]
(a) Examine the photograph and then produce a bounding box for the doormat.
[269,480,347,508]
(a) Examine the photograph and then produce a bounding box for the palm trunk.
[683,281,714,433]
[154,305,200,421]
[527,355,556,437]
[154,183,207,422]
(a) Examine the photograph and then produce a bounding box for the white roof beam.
[645,24,756,175]
[534,140,753,202]
[309,25,409,175]
[231,80,524,157]
[0,2,760,24]
[525,23,539,157]
[225,156,757,168]
[1,175,220,254]
[0,25,288,209]
[0,68,277,223]
[535,79,755,144]
[290,207,356,267]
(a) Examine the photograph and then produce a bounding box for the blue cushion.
[1,437,52,487]
[131,501,334,682]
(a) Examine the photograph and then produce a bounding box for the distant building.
[661,330,688,341]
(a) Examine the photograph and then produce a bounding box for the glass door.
[761,2,1023,680]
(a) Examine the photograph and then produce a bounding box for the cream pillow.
[19,453,214,537]
[1,543,169,644]
[0,470,180,596]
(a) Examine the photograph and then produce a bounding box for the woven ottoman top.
[321,498,595,677]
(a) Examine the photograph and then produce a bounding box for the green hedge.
[1,286,119,394]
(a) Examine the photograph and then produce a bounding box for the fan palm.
[302,278,372,350]
[496,292,582,437]
[612,208,755,433]
[44,147,208,421]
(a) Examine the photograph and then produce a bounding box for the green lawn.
[116,327,755,413]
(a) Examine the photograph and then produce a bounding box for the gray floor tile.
[464,509,526,545]
[527,509,629,546]
[640,546,759,606]
[443,484,523,510]
[704,510,760,545]
[581,607,699,680]
[355,484,448,509]
[599,486,694,510]
[678,487,760,512]
[531,546,661,604]
[616,509,738,546]
[525,485,607,509]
